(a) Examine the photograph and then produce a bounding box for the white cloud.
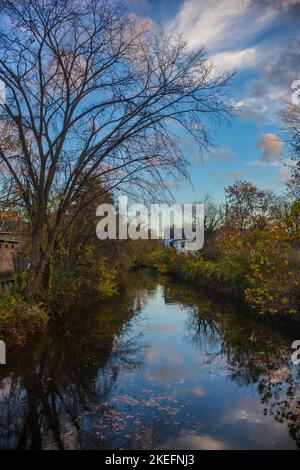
[165,0,248,50]
[173,432,230,450]
[165,0,277,55]
[257,133,283,163]
[238,38,300,123]
[212,47,260,72]
[212,169,242,183]
[162,0,299,125]
[164,0,300,80]
[246,159,281,167]
[277,167,291,182]
[236,106,268,124]
[209,145,235,163]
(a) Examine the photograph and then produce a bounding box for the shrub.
[96,257,119,298]
[0,293,48,348]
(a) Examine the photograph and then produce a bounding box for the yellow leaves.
[216,219,300,315]
[286,199,300,231]
[245,235,300,315]
[97,257,119,299]
[142,219,300,316]
[156,263,168,274]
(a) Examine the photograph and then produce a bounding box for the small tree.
[224,180,275,231]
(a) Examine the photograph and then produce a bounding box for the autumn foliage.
[141,184,300,317]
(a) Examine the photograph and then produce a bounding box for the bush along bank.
[0,292,49,349]
[138,228,300,318]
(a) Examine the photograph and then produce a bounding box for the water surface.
[0,272,300,449]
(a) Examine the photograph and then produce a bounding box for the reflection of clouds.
[225,406,261,424]
[146,347,159,361]
[232,409,251,421]
[147,364,186,383]
[221,397,295,449]
[148,325,181,334]
[0,378,13,399]
[162,346,183,365]
[267,366,290,385]
[1,276,299,449]
[146,345,183,365]
[173,432,230,450]
[223,397,268,424]
[192,386,205,397]
[146,361,203,383]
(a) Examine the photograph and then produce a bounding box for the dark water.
[0,271,300,450]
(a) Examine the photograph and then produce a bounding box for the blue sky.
[126,0,300,202]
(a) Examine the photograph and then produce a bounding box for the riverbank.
[134,246,300,319]
[0,279,118,350]
[0,292,48,348]
[1,228,299,351]
[0,251,122,349]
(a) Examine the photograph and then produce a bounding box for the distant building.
[0,237,21,274]
[0,211,19,232]
[163,238,194,253]
[0,212,23,291]
[163,228,196,253]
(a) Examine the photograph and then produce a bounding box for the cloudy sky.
[127,0,300,202]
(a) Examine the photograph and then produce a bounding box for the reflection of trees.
[0,283,146,449]
[1,272,300,449]
[165,281,300,448]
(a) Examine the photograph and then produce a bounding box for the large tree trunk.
[25,258,48,300]
[25,223,43,299]
[25,225,59,299]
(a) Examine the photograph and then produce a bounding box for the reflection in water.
[0,271,300,449]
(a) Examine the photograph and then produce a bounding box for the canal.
[0,271,299,449]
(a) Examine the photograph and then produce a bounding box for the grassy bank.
[137,240,300,318]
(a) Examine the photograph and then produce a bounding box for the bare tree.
[280,103,300,199]
[0,0,232,297]
[202,193,222,238]
[224,181,276,230]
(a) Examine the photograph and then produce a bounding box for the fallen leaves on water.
[102,410,119,419]
[112,422,126,432]
[111,395,140,406]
